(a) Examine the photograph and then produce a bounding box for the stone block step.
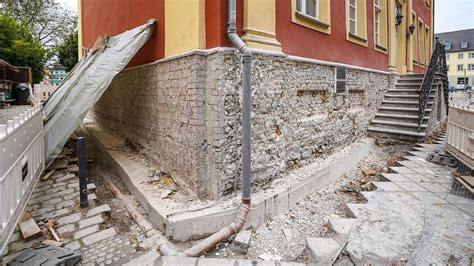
[379,106,430,112]
[395,83,422,87]
[328,217,356,239]
[371,119,427,129]
[306,237,344,265]
[156,256,306,266]
[372,181,402,191]
[385,94,434,99]
[373,113,430,124]
[345,203,365,218]
[368,127,426,141]
[377,107,431,116]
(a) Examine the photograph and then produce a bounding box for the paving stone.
[389,166,416,174]
[67,183,80,189]
[65,240,81,251]
[411,192,448,205]
[402,173,433,183]
[50,208,70,218]
[87,204,111,217]
[30,205,55,218]
[56,199,76,209]
[87,183,97,190]
[105,259,112,264]
[58,212,82,226]
[306,237,342,265]
[156,256,198,266]
[380,173,410,182]
[372,182,402,191]
[82,228,117,246]
[124,251,160,266]
[89,193,98,201]
[58,224,75,235]
[36,180,53,188]
[42,197,63,206]
[418,182,449,193]
[79,215,104,229]
[393,181,427,192]
[56,173,77,183]
[74,225,100,239]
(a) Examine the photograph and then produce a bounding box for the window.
[457,64,464,71]
[425,25,430,63]
[292,0,331,34]
[469,52,474,58]
[461,41,468,48]
[418,19,425,65]
[469,64,474,71]
[373,0,387,51]
[297,0,320,20]
[349,0,357,35]
[412,12,418,64]
[458,53,464,59]
[445,42,451,50]
[446,54,450,60]
[458,77,468,84]
[335,66,347,93]
[346,0,367,46]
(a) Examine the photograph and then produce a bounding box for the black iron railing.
[418,37,447,130]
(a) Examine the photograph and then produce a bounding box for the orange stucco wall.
[82,0,165,66]
[276,0,389,71]
[205,0,244,48]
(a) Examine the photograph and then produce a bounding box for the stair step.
[396,83,422,87]
[385,94,434,98]
[306,237,344,265]
[374,113,429,120]
[371,119,427,128]
[382,100,434,105]
[379,106,430,112]
[328,217,356,239]
[368,126,426,137]
[345,203,365,218]
[372,181,402,191]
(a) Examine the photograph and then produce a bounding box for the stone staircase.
[368,74,433,141]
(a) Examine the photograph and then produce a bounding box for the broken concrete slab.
[328,217,356,240]
[233,230,251,253]
[344,203,365,218]
[372,181,402,191]
[346,192,424,265]
[306,237,343,265]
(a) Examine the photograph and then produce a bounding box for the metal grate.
[336,66,346,94]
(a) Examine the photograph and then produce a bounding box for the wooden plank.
[41,169,56,181]
[19,211,42,241]
[47,158,68,171]
[47,225,61,242]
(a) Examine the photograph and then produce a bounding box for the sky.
[56,0,474,34]
[435,0,474,33]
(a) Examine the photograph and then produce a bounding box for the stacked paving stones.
[306,134,474,265]
[3,167,142,265]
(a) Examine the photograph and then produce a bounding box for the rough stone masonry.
[91,49,396,200]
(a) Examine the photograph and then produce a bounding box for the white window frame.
[349,0,357,35]
[458,53,464,59]
[468,64,474,71]
[461,41,468,48]
[445,42,451,50]
[446,54,450,60]
[297,0,320,20]
[469,52,474,59]
[374,0,380,45]
[457,64,464,71]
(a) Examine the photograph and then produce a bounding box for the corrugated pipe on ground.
[182,0,253,257]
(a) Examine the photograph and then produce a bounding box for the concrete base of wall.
[83,121,375,242]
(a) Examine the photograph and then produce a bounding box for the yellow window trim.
[373,0,388,54]
[425,24,431,64]
[291,0,331,34]
[411,11,419,65]
[418,17,425,66]
[424,0,430,8]
[346,0,368,47]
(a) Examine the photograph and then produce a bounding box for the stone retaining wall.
[91,50,394,199]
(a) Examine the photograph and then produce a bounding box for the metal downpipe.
[182,0,253,257]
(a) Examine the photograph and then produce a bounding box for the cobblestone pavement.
[2,132,151,265]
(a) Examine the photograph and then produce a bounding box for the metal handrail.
[418,37,448,130]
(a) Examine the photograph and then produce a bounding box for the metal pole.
[77,136,88,208]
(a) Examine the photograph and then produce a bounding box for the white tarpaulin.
[43,19,156,166]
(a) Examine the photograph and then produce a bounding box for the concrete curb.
[82,122,374,241]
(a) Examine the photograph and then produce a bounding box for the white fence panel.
[446,104,474,169]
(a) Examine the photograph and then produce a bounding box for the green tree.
[56,30,78,72]
[0,12,46,83]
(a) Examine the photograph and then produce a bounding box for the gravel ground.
[206,141,414,263]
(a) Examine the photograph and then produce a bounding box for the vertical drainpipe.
[227,0,253,203]
[182,0,253,257]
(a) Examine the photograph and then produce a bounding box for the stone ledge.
[82,122,374,241]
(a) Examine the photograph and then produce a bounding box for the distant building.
[48,64,68,86]
[34,84,57,102]
[437,29,474,89]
